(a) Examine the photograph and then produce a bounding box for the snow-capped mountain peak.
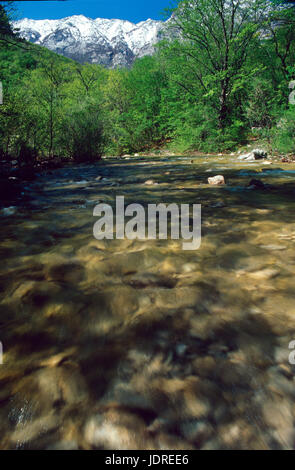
[13,15,166,67]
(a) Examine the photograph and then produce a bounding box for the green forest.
[0,0,295,163]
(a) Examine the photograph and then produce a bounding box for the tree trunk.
[219,81,229,129]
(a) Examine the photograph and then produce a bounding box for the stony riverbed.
[1,154,295,449]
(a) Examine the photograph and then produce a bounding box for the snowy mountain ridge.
[13,15,167,67]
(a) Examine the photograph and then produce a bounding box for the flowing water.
[1,155,295,449]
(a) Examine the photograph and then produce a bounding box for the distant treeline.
[0,0,295,164]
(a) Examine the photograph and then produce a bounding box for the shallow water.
[1,155,295,449]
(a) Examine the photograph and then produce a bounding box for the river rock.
[208,175,225,185]
[11,365,89,422]
[84,410,149,450]
[260,244,286,251]
[238,149,268,161]
[46,261,85,283]
[192,356,216,378]
[262,399,294,448]
[125,272,176,289]
[248,268,279,281]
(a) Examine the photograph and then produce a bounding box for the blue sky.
[12,1,173,23]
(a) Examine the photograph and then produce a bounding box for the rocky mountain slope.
[13,15,166,67]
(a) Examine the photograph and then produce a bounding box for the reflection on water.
[1,155,295,449]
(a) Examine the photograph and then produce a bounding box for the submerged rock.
[247,179,265,190]
[84,410,150,450]
[260,244,287,251]
[125,273,176,289]
[248,268,279,280]
[10,414,59,448]
[46,261,85,283]
[262,399,294,448]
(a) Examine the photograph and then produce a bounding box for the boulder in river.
[208,175,225,185]
[238,149,268,161]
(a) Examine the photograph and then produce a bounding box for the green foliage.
[245,78,277,128]
[271,106,295,153]
[60,98,105,161]
[1,0,295,161]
